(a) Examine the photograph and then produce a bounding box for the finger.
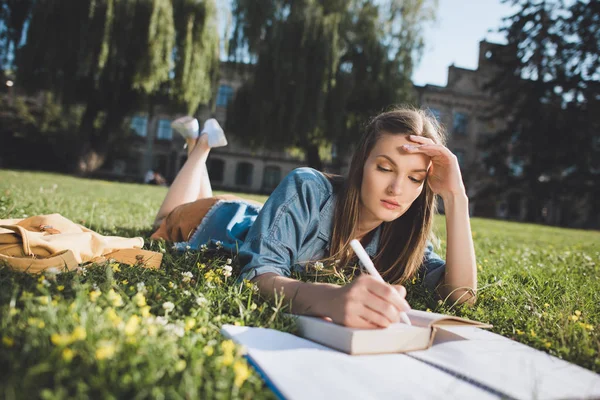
[392,285,407,299]
[362,291,401,324]
[407,134,435,145]
[359,305,394,328]
[366,279,411,312]
[402,143,451,159]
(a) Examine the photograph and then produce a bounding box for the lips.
[381,199,400,210]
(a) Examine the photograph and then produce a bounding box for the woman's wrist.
[441,190,469,207]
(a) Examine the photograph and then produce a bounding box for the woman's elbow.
[438,285,477,306]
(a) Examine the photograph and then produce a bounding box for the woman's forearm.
[252,272,339,316]
[439,193,477,304]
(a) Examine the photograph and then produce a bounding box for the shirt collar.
[364,224,382,257]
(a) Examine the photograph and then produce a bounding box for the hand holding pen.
[350,239,412,326]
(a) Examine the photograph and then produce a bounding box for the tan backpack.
[0,214,162,273]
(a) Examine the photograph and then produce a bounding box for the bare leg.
[153,135,213,227]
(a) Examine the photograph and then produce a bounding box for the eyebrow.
[376,154,428,173]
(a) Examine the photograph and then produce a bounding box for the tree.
[227,0,436,169]
[13,0,219,174]
[481,0,599,225]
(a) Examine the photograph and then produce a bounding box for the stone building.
[120,41,525,220]
[414,40,526,220]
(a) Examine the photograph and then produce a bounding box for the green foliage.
[172,0,220,115]
[11,0,220,173]
[0,170,598,398]
[227,0,437,168]
[481,0,600,223]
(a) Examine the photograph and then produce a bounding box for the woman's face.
[360,133,431,227]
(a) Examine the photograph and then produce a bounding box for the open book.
[293,309,492,355]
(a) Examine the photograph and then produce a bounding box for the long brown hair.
[327,106,446,285]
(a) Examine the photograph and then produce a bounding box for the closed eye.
[409,176,424,183]
[376,165,392,172]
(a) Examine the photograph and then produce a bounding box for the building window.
[216,84,234,107]
[156,119,173,140]
[235,162,253,186]
[452,112,469,136]
[429,108,442,122]
[130,116,147,137]
[454,149,465,168]
[262,166,281,190]
[207,158,225,182]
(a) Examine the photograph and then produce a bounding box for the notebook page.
[222,324,498,400]
[408,325,600,400]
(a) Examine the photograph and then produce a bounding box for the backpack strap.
[95,248,163,269]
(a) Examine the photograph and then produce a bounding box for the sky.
[412,0,519,86]
[218,0,519,88]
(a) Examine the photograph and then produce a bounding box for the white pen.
[350,239,412,325]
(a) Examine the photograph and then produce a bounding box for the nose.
[387,176,405,196]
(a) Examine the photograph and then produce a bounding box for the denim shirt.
[236,167,446,291]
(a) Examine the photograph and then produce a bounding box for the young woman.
[151,108,477,329]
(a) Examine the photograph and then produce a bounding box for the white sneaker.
[171,116,199,140]
[201,118,228,148]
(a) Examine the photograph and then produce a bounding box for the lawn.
[0,169,598,399]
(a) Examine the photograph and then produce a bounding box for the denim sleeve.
[237,168,328,282]
[421,241,446,292]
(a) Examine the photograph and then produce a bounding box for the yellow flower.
[51,333,72,346]
[570,315,579,322]
[62,348,74,362]
[544,341,551,349]
[57,285,65,291]
[124,315,140,336]
[110,263,121,273]
[574,310,582,316]
[196,327,208,335]
[106,308,123,327]
[168,282,175,289]
[133,292,147,307]
[233,360,251,387]
[203,345,214,356]
[2,336,14,347]
[9,308,18,316]
[140,306,151,318]
[222,353,234,366]
[530,329,536,337]
[544,303,550,308]
[37,296,49,305]
[197,263,206,269]
[89,290,101,302]
[221,340,236,354]
[516,329,524,335]
[107,289,124,307]
[71,326,87,341]
[121,280,128,285]
[95,341,116,360]
[175,359,187,372]
[426,308,432,313]
[185,318,196,331]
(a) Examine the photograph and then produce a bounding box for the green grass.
[0,169,599,398]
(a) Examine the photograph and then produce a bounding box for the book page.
[407,309,492,329]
